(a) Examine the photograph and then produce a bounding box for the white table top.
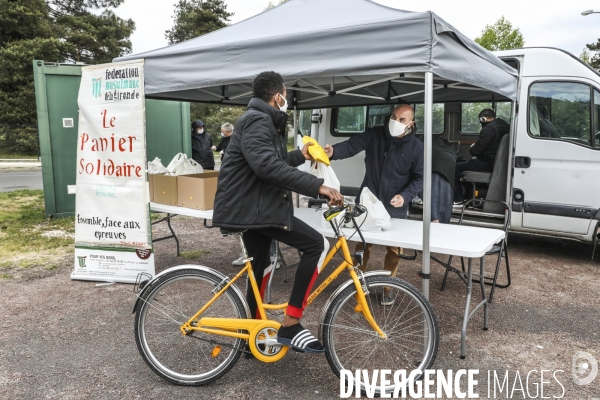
[294,207,505,259]
[150,203,214,219]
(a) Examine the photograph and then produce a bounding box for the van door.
[513,79,600,234]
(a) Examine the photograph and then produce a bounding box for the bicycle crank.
[248,321,289,362]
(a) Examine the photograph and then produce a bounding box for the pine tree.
[165,0,233,45]
[0,0,63,154]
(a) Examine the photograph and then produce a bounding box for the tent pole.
[293,105,298,147]
[422,72,433,300]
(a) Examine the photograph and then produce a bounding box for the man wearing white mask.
[323,104,423,305]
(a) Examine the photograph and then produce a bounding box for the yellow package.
[302,136,330,166]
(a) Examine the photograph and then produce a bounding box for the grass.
[0,190,74,270]
[0,150,38,159]
[178,249,210,260]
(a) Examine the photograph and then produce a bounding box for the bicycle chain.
[187,333,251,355]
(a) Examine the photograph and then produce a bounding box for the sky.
[114,0,600,57]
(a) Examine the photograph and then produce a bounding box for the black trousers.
[454,159,494,201]
[243,217,327,319]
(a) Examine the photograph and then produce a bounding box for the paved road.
[0,168,43,192]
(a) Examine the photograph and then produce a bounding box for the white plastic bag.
[346,188,391,232]
[148,157,169,174]
[185,158,204,174]
[166,153,188,174]
[308,161,340,192]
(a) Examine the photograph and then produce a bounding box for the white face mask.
[276,93,288,113]
[197,129,204,134]
[388,119,410,137]
[220,132,226,138]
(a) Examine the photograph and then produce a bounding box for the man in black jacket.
[454,109,510,201]
[323,104,424,305]
[191,119,215,170]
[213,71,343,354]
[211,122,233,161]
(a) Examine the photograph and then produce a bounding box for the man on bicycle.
[213,71,344,354]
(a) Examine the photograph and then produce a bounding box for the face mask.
[197,129,204,134]
[220,132,226,138]
[389,119,410,137]
[276,93,288,113]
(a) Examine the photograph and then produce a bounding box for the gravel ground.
[1,213,599,399]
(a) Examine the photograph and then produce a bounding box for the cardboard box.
[177,171,219,210]
[152,174,178,206]
[148,173,155,202]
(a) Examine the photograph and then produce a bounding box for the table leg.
[480,256,489,330]
[461,257,473,359]
[151,213,180,256]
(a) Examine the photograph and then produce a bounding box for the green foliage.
[165,0,233,45]
[0,0,135,155]
[190,102,245,143]
[474,17,524,51]
[265,0,287,11]
[584,39,600,71]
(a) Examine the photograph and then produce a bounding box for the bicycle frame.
[180,215,386,341]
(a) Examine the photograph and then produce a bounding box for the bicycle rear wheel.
[322,275,439,396]
[134,268,248,385]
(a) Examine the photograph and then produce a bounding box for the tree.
[265,0,287,11]
[474,17,525,51]
[165,0,233,45]
[584,40,600,71]
[49,0,135,63]
[0,0,135,154]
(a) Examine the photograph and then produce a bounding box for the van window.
[298,109,312,136]
[528,82,591,146]
[595,90,600,148]
[460,102,511,134]
[414,103,445,134]
[331,104,445,137]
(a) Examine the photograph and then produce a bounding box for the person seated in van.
[323,104,424,305]
[454,108,509,202]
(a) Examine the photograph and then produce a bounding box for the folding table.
[293,207,505,358]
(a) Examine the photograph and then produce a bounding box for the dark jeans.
[243,217,327,319]
[454,159,494,201]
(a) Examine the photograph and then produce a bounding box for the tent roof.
[115,0,518,108]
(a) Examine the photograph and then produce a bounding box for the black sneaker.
[276,323,325,354]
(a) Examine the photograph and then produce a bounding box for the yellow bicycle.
[133,204,438,395]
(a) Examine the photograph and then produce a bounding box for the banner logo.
[91,77,102,98]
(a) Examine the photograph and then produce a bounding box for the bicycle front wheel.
[134,268,248,386]
[322,275,439,396]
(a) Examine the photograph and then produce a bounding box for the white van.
[297,48,600,254]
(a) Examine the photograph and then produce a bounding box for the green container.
[33,60,191,217]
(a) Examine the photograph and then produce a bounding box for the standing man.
[323,104,424,305]
[213,71,343,354]
[191,119,215,170]
[454,108,510,202]
[211,122,234,161]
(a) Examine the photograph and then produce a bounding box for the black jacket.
[430,136,457,192]
[215,135,231,160]
[470,118,510,163]
[213,98,323,231]
[331,121,424,219]
[191,120,214,169]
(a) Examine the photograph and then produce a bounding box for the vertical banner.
[72,59,154,284]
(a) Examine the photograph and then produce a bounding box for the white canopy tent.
[116,0,518,299]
